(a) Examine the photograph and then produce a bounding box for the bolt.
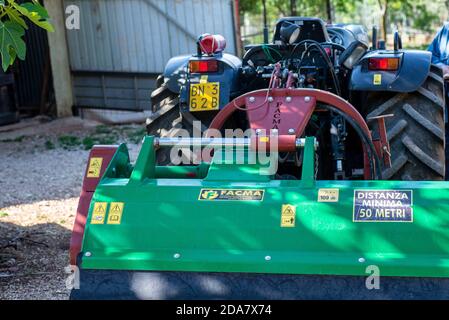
[268,96,274,102]
[85,252,92,257]
[265,255,272,261]
[249,96,256,103]
[174,253,181,259]
[358,257,366,263]
[286,96,292,103]
[304,96,311,102]
[255,129,262,135]
[271,129,279,135]
[288,128,295,135]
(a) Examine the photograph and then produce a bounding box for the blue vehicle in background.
[148,17,447,181]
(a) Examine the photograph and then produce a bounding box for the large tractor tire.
[366,65,446,180]
[148,77,183,164]
[148,76,200,165]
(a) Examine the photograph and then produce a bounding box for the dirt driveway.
[0,117,142,299]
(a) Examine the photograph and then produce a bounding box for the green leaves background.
[0,0,53,71]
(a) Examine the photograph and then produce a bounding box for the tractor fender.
[163,54,191,94]
[349,50,432,93]
[163,53,242,96]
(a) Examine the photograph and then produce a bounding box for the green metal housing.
[79,136,449,278]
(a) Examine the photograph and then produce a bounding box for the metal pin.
[255,129,262,135]
[85,252,92,257]
[288,128,295,135]
[286,96,292,103]
[304,96,311,102]
[358,257,366,263]
[174,253,181,259]
[265,255,272,261]
[249,97,256,103]
[268,97,274,102]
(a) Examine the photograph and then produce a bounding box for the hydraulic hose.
[290,40,341,96]
[319,105,383,180]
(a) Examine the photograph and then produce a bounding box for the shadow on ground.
[0,220,72,299]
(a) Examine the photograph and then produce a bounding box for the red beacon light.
[198,34,227,55]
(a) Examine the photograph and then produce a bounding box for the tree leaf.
[10,2,54,32]
[5,7,28,29]
[23,1,49,19]
[0,20,26,71]
[8,46,16,65]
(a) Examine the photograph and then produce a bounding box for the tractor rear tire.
[148,80,198,165]
[365,65,446,180]
[148,79,183,164]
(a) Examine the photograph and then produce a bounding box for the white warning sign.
[353,190,413,222]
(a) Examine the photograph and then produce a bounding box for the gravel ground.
[0,117,141,299]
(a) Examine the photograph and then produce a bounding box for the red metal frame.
[208,88,375,179]
[69,146,118,265]
[369,115,392,169]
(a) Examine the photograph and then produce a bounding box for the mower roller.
[70,17,449,299]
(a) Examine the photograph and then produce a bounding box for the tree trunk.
[290,0,297,16]
[378,0,389,40]
[325,0,334,24]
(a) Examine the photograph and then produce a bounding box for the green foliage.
[58,135,81,149]
[0,134,24,142]
[81,137,95,150]
[409,4,440,33]
[239,0,261,15]
[0,20,25,71]
[0,0,53,71]
[239,0,446,39]
[44,140,55,150]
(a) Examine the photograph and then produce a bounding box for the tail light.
[189,60,219,73]
[368,58,400,71]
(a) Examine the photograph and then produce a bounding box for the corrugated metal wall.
[72,72,156,111]
[64,0,236,111]
[65,0,236,73]
[15,19,52,114]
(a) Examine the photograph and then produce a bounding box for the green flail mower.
[70,18,449,299]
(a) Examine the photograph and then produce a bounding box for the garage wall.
[63,0,237,112]
[65,0,237,73]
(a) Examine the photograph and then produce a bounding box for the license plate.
[189,83,220,112]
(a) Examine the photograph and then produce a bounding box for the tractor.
[70,17,449,299]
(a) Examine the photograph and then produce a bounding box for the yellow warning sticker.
[91,202,107,224]
[373,74,382,85]
[200,75,208,84]
[87,157,103,178]
[281,204,296,228]
[107,202,124,225]
[259,136,270,143]
[318,188,339,202]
